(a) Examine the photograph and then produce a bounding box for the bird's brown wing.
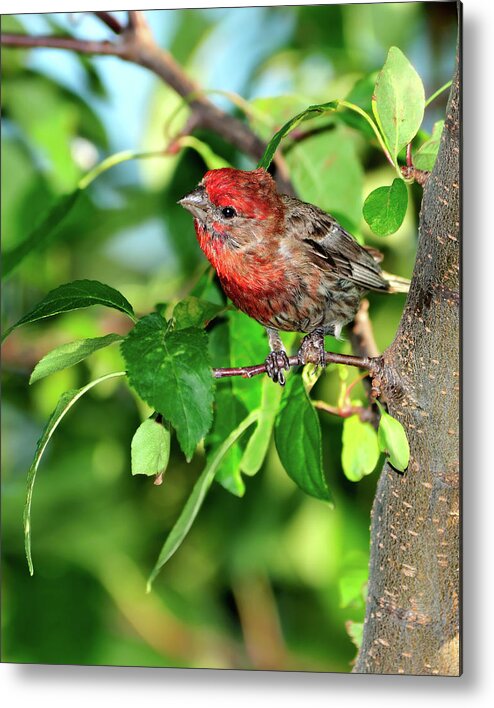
[281,195,389,292]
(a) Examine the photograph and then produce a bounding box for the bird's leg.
[264,328,290,386]
[297,328,327,369]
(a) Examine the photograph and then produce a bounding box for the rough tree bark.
[354,49,461,675]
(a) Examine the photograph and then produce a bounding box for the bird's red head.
[201,167,280,221]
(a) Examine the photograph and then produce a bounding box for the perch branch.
[212,351,380,380]
[93,11,124,35]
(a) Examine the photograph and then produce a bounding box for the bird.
[179,167,409,385]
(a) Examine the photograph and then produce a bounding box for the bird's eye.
[221,206,236,219]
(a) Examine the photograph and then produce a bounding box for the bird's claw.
[265,350,290,386]
[297,331,326,369]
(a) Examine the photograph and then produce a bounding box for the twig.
[401,164,430,186]
[93,12,124,35]
[350,299,379,360]
[212,351,379,380]
[0,12,294,194]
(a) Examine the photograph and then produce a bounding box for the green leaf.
[346,621,364,651]
[257,100,339,170]
[274,376,332,503]
[172,296,227,330]
[2,189,81,278]
[30,333,123,384]
[363,178,408,236]
[286,125,364,227]
[377,407,410,472]
[341,414,380,482]
[131,417,171,478]
[147,410,259,590]
[228,310,267,412]
[121,313,214,461]
[372,46,425,161]
[248,95,310,142]
[206,386,249,497]
[413,120,444,171]
[3,280,136,341]
[24,371,126,575]
[240,375,283,476]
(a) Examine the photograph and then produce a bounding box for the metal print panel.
[1,1,461,676]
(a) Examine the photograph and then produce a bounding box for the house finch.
[179,167,409,385]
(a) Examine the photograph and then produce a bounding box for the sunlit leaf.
[172,296,227,330]
[3,280,135,340]
[30,333,123,384]
[377,405,410,472]
[341,414,380,482]
[413,120,444,171]
[131,417,171,478]
[372,46,425,161]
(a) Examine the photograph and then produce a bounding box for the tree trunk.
[354,46,461,675]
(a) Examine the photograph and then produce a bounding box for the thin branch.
[93,12,124,35]
[212,351,379,380]
[313,399,376,423]
[0,14,294,194]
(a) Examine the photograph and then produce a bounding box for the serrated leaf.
[2,189,82,278]
[373,46,425,161]
[274,375,332,503]
[147,410,258,590]
[131,418,171,477]
[341,414,380,482]
[173,296,226,330]
[30,333,123,384]
[258,100,339,170]
[363,178,408,236]
[377,409,410,472]
[3,280,135,341]
[413,120,444,171]
[24,371,126,575]
[121,313,214,461]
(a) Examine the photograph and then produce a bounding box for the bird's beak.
[178,187,208,220]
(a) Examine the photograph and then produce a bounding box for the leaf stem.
[425,80,452,108]
[78,149,166,190]
[338,100,400,175]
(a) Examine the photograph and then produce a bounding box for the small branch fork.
[0,11,293,193]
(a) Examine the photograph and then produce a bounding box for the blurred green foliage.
[1,3,457,671]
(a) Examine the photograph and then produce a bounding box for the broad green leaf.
[206,386,249,497]
[30,333,123,384]
[413,120,444,172]
[340,73,378,138]
[2,190,82,278]
[131,417,171,478]
[274,375,332,503]
[257,100,339,170]
[341,414,380,482]
[377,407,410,472]
[121,313,214,461]
[172,296,227,330]
[286,125,364,226]
[147,410,259,590]
[3,280,136,340]
[24,371,126,575]
[372,46,425,161]
[240,375,283,476]
[363,178,408,236]
[228,310,267,412]
[339,566,368,608]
